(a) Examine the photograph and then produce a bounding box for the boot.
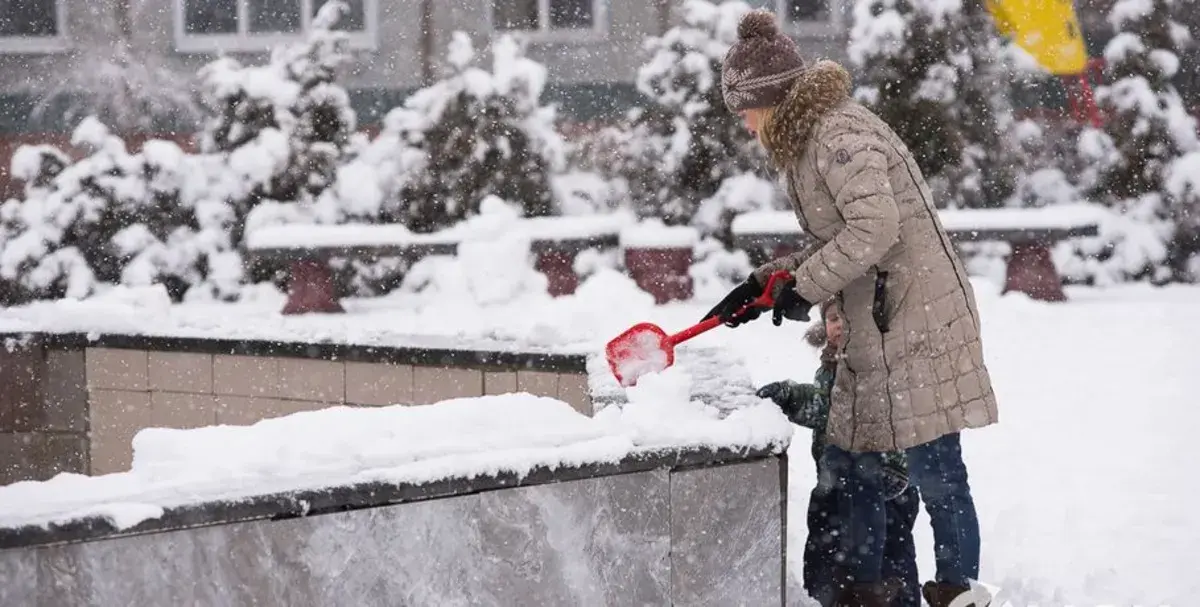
[921,581,992,607]
[832,578,903,607]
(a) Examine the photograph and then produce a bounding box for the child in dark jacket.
[757,300,921,607]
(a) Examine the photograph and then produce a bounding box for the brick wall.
[0,338,594,484]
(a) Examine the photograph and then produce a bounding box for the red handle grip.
[666,270,793,346]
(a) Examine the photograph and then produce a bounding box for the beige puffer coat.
[752,60,999,452]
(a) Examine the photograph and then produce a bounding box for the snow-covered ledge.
[0,354,792,605]
[0,326,595,485]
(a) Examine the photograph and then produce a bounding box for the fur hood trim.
[761,60,852,166]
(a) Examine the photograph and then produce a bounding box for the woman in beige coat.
[702,10,999,607]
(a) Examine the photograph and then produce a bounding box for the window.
[775,0,848,34]
[783,0,829,23]
[175,0,377,53]
[491,0,606,38]
[0,0,68,53]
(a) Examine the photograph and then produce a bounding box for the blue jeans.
[821,433,981,587]
[804,483,921,606]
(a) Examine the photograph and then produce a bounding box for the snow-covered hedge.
[0,5,578,304]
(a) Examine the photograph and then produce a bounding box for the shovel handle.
[667,270,794,346]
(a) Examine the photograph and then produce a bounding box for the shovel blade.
[605,322,675,387]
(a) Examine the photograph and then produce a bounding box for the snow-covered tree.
[193,0,358,290]
[0,119,202,304]
[199,0,356,240]
[849,0,1020,208]
[1064,0,1200,283]
[609,0,769,230]
[350,32,565,233]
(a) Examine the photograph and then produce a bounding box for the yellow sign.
[986,0,1089,75]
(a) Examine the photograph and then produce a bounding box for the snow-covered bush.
[1063,0,1200,284]
[201,0,356,240]
[849,0,1020,208]
[0,119,203,303]
[0,2,359,304]
[337,32,565,233]
[606,0,770,232]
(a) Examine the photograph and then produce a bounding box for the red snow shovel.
[605,270,793,387]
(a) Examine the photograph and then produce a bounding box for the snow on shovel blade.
[605,322,673,387]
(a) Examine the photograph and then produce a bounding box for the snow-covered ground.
[1,269,1196,605]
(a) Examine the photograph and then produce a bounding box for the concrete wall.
[0,455,786,605]
[0,334,591,484]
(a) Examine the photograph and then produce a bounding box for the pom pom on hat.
[737,9,780,40]
[722,9,806,112]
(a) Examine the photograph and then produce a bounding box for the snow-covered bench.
[246,213,635,314]
[731,204,1107,302]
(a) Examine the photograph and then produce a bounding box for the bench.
[731,204,1107,302]
[246,213,635,314]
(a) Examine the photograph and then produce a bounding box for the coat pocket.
[872,270,890,334]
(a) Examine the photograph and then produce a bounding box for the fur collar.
[761,60,853,166]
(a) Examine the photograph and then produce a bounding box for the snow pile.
[245,205,638,251]
[399,197,549,306]
[605,324,672,387]
[0,381,792,532]
[619,218,699,249]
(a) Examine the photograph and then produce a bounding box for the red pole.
[1078,74,1102,127]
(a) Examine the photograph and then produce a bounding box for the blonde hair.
[756,105,778,149]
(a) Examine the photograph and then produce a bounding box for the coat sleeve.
[751,241,819,287]
[786,382,828,430]
[790,130,900,305]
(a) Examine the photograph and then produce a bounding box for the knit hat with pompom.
[721,9,807,112]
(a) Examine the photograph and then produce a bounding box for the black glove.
[771,278,812,326]
[702,275,764,327]
[755,381,815,419]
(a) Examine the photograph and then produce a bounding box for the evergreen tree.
[373,32,565,233]
[1066,0,1199,283]
[0,119,198,303]
[849,0,1019,208]
[198,0,356,243]
[612,0,767,228]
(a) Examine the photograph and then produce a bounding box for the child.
[756,300,921,607]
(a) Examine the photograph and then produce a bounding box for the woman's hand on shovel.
[770,277,813,326]
[701,275,765,327]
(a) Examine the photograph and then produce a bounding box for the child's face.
[825,307,843,348]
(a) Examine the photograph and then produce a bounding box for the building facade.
[0,0,853,135]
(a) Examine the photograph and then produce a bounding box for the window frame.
[775,0,848,37]
[487,0,609,43]
[173,0,379,53]
[0,0,70,54]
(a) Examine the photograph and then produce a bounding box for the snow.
[245,208,638,250]
[9,145,67,183]
[0,257,1197,604]
[619,219,699,249]
[0,387,792,532]
[606,324,671,387]
[1108,0,1154,29]
[731,204,1112,236]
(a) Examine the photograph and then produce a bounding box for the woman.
[702,9,999,607]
